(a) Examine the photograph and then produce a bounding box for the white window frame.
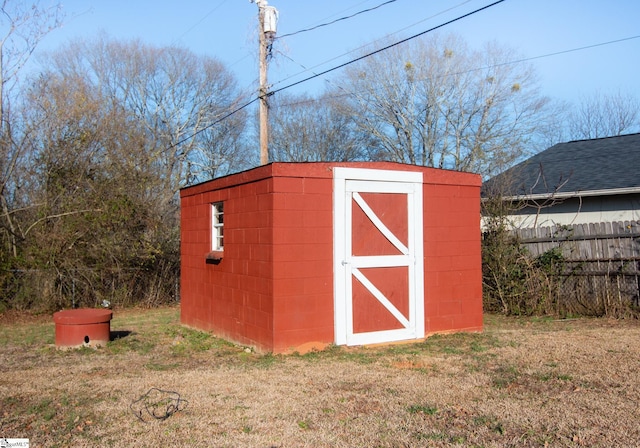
[211,202,224,251]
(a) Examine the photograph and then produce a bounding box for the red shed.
[180,162,482,354]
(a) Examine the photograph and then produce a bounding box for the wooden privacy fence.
[515,221,640,316]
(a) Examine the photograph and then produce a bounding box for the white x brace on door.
[334,167,424,346]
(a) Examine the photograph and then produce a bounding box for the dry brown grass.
[1,307,639,447]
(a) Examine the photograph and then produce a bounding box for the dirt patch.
[1,308,639,447]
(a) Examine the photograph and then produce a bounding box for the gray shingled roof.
[483,133,640,198]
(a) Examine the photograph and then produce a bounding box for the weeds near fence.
[482,215,561,316]
[482,204,640,318]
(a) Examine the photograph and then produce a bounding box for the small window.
[211,202,224,251]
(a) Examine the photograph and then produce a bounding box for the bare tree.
[269,92,367,162]
[568,90,640,140]
[0,0,62,128]
[189,104,253,182]
[3,36,248,310]
[43,35,250,189]
[333,33,551,178]
[0,1,62,261]
[10,70,153,308]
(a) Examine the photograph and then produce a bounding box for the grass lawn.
[0,306,638,447]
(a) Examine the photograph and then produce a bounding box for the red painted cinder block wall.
[180,162,482,353]
[422,170,483,335]
[180,165,276,350]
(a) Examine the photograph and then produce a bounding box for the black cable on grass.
[130,387,188,423]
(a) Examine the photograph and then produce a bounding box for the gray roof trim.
[499,186,640,202]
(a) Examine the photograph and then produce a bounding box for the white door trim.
[333,167,424,346]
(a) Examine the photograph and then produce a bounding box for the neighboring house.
[483,133,640,228]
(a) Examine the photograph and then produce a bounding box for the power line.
[489,34,640,69]
[170,0,506,149]
[271,0,473,89]
[277,32,640,109]
[277,0,398,40]
[271,0,506,95]
[178,29,639,151]
[175,3,640,150]
[400,34,640,85]
[172,97,258,149]
[171,0,229,47]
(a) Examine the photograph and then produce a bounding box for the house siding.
[506,194,640,228]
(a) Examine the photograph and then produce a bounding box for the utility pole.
[251,0,278,165]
